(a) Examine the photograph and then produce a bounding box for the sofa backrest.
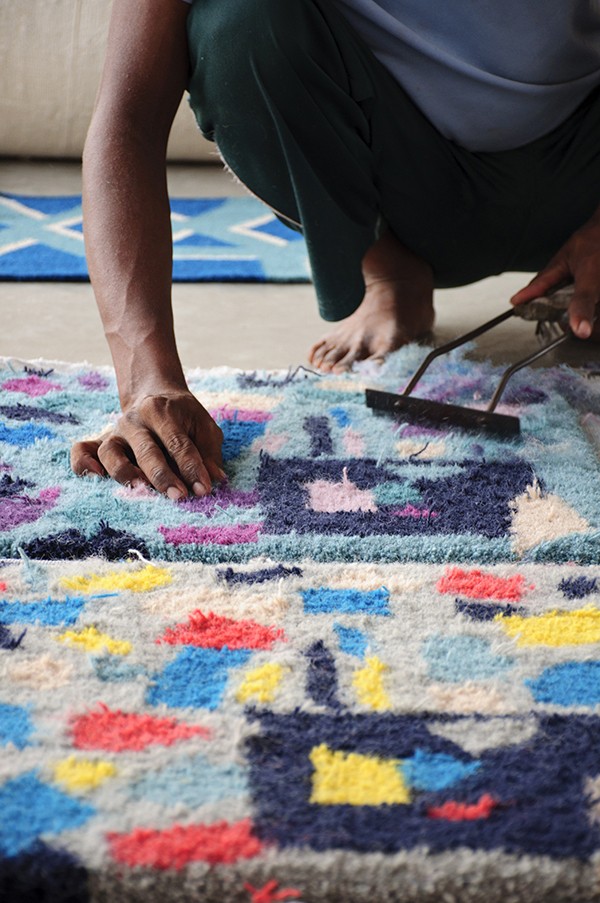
[0,0,214,161]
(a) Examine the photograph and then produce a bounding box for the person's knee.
[188,0,316,90]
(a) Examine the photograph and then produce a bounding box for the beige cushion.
[0,0,214,161]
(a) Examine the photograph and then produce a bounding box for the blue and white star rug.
[2,347,600,903]
[0,194,310,283]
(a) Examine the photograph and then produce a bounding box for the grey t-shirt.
[332,0,600,150]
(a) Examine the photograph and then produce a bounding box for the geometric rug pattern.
[1,349,600,902]
[0,194,310,282]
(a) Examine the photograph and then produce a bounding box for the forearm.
[78,123,225,496]
[72,1,226,496]
[83,124,186,409]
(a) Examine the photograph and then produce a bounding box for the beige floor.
[0,159,592,372]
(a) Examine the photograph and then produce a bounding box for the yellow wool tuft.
[353,656,391,711]
[498,607,600,647]
[236,662,285,703]
[61,564,172,595]
[58,625,132,656]
[309,744,410,806]
[54,756,117,792]
[396,439,446,460]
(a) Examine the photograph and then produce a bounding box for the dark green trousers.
[186,0,600,321]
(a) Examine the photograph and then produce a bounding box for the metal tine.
[402,308,517,397]
[486,331,571,413]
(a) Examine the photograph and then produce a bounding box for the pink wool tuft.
[159,523,262,546]
[305,471,376,513]
[391,504,438,519]
[1,375,62,397]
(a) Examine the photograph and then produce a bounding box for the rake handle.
[486,331,572,412]
[402,308,517,397]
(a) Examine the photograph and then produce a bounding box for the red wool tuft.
[437,567,526,602]
[158,610,285,650]
[108,818,263,869]
[244,880,303,902]
[71,703,210,751]
[428,793,499,821]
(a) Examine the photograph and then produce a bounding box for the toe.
[319,340,353,372]
[311,343,339,372]
[308,339,330,368]
[318,355,340,373]
[331,344,363,373]
[316,357,334,373]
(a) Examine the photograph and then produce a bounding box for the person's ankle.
[362,229,433,289]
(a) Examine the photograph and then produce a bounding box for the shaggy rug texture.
[1,348,600,903]
[0,194,309,282]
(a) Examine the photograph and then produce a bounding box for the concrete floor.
[0,159,593,372]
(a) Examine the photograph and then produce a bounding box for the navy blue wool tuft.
[24,366,54,378]
[0,404,79,426]
[455,599,524,622]
[0,475,33,498]
[559,576,598,600]
[0,623,26,650]
[304,416,334,457]
[415,461,537,539]
[21,523,149,561]
[217,564,303,585]
[305,641,341,710]
[0,841,88,903]
[237,367,312,390]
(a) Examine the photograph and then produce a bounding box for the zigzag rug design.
[0,194,310,282]
[1,349,600,903]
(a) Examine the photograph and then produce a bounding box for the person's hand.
[70,390,225,499]
[511,210,600,339]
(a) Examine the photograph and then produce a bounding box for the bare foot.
[308,230,435,373]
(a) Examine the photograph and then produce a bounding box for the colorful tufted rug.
[0,194,310,282]
[2,349,600,903]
